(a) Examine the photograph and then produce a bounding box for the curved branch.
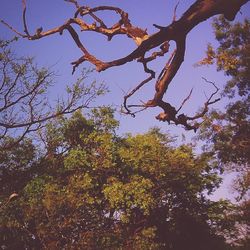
[1,0,248,131]
[149,37,186,106]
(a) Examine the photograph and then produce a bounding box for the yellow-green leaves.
[103,175,155,216]
[64,149,89,170]
[119,133,169,174]
[1,108,232,249]
[66,173,96,207]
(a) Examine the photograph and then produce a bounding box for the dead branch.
[22,0,30,37]
[156,77,220,132]
[173,1,180,22]
[177,88,194,113]
[1,0,248,131]
[186,77,220,121]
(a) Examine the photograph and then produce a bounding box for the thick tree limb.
[1,0,248,131]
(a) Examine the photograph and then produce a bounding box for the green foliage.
[197,17,250,249]
[0,138,36,198]
[1,108,234,249]
[197,17,250,98]
[198,17,250,200]
[103,175,155,216]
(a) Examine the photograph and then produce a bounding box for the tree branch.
[1,0,248,131]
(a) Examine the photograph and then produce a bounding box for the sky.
[0,0,250,201]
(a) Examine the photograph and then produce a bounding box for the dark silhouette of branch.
[177,88,194,113]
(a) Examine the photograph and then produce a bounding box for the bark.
[1,0,248,130]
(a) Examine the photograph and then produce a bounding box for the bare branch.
[0,42,107,148]
[64,0,80,9]
[155,78,220,132]
[186,78,220,121]
[0,20,27,37]
[1,0,248,131]
[173,1,180,22]
[177,88,193,113]
[22,0,30,37]
[123,73,154,116]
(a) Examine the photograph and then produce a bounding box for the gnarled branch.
[1,0,248,131]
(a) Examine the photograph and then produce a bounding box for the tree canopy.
[1,108,237,249]
[198,16,250,201]
[196,16,250,248]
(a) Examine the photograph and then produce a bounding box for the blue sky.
[1,0,249,200]
[2,0,249,135]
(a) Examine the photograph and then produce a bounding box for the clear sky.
[0,0,250,200]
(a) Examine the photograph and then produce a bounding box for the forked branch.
[1,0,248,131]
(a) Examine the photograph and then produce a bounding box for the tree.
[0,38,107,150]
[196,17,250,249]
[1,0,249,131]
[1,109,235,249]
[197,17,250,200]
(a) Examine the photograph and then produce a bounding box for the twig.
[22,0,30,37]
[177,88,193,112]
[0,20,26,37]
[173,1,180,22]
